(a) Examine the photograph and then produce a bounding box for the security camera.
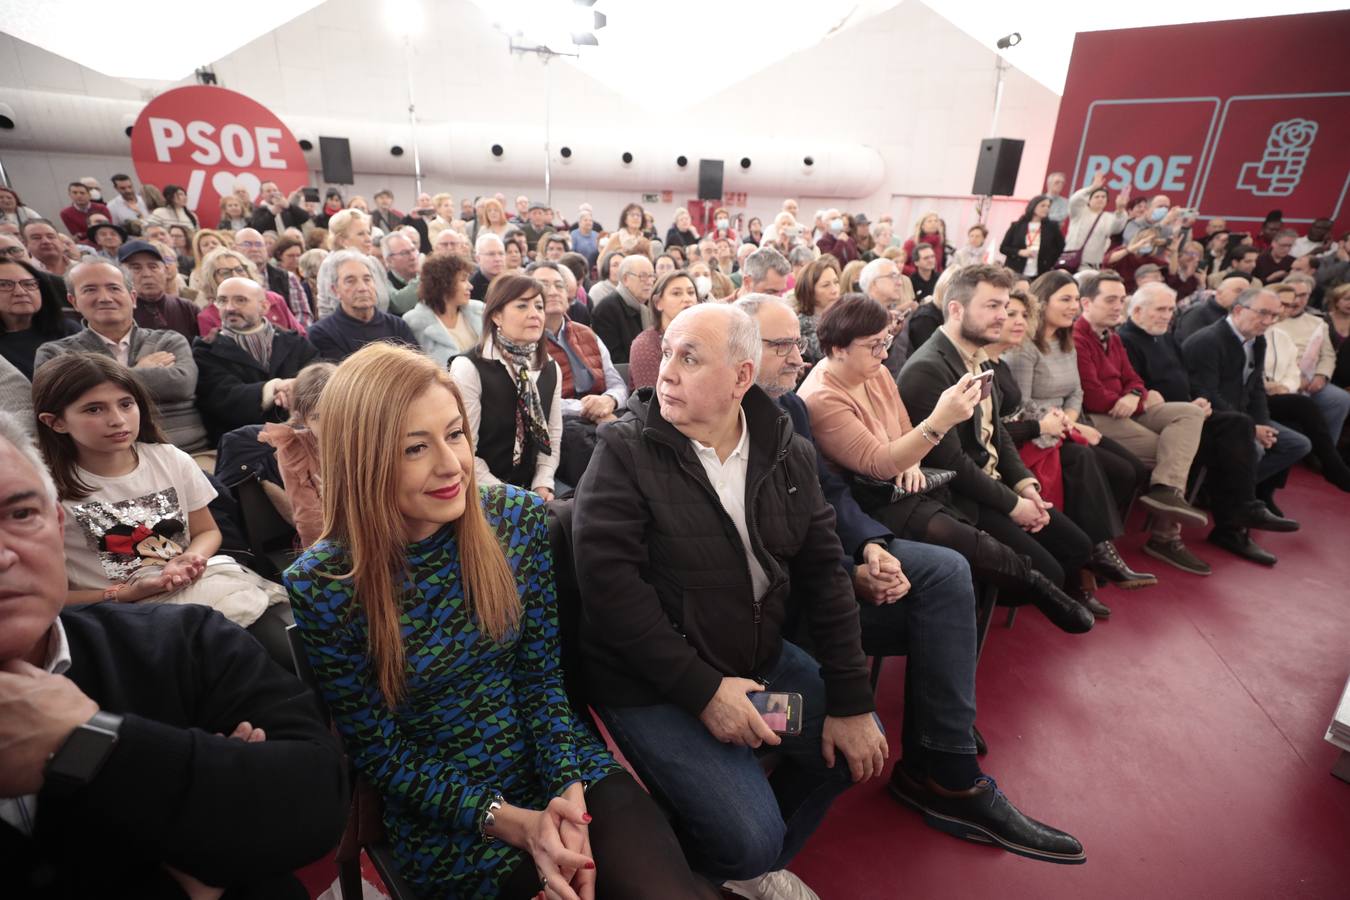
[294,129,317,152]
[120,113,136,138]
[0,103,17,130]
[388,137,405,157]
[996,33,1022,49]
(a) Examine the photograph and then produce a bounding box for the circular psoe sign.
[130,85,308,220]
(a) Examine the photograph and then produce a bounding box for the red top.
[817,233,859,267]
[902,232,945,276]
[60,202,111,241]
[1072,315,1145,415]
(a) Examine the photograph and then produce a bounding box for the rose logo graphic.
[1237,118,1318,197]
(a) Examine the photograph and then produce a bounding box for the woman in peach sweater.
[797,295,1093,631]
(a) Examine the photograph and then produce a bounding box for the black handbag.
[848,467,956,508]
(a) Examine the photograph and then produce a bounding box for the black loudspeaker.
[319,136,354,185]
[971,138,1024,196]
[698,159,724,201]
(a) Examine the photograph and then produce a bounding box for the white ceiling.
[2,0,1348,96]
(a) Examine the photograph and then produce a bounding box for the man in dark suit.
[898,264,1105,616]
[1182,287,1310,564]
[193,277,320,441]
[0,412,346,898]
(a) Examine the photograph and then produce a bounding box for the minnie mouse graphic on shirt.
[70,487,190,582]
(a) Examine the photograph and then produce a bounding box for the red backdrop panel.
[1046,11,1350,229]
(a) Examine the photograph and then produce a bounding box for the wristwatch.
[44,711,123,794]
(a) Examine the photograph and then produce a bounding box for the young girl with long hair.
[284,342,717,900]
[33,353,289,642]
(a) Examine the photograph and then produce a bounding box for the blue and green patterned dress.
[284,485,620,898]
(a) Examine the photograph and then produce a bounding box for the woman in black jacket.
[664,207,700,249]
[1000,194,1064,279]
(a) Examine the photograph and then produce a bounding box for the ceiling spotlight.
[996,33,1021,50]
[622,151,633,164]
[560,146,572,158]
[676,155,688,168]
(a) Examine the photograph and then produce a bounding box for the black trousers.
[971,506,1093,590]
[1193,411,1258,527]
[499,772,721,900]
[1057,438,1140,544]
[1268,393,1350,481]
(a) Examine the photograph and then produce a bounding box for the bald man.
[1175,275,1252,342]
[192,276,319,441]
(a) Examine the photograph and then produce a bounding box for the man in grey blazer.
[33,260,208,452]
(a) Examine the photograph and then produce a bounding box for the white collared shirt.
[0,620,72,837]
[688,408,770,601]
[96,329,133,367]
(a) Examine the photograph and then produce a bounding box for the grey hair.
[0,411,57,505]
[1275,227,1299,240]
[677,303,761,374]
[1128,281,1177,317]
[1283,272,1315,289]
[298,248,329,280]
[65,259,134,298]
[474,232,505,254]
[733,292,795,320]
[1233,286,1274,310]
[858,258,892,294]
[788,245,816,267]
[618,254,653,279]
[380,231,415,255]
[317,249,391,318]
[742,247,791,286]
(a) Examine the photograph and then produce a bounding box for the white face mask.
[694,275,712,296]
[829,218,844,235]
[716,218,729,229]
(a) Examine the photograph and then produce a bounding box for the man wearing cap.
[369,189,403,235]
[119,240,200,343]
[519,202,556,256]
[87,223,126,261]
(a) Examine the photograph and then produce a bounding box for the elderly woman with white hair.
[194,246,304,335]
[308,249,413,361]
[325,208,375,256]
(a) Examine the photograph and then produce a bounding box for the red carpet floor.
[791,466,1350,899]
[300,467,1350,899]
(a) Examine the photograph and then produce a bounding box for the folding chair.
[234,472,300,582]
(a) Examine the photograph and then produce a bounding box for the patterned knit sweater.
[284,485,620,898]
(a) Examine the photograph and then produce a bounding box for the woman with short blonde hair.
[326,208,374,255]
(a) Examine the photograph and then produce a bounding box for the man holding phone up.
[576,303,886,900]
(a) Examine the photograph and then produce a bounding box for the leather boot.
[1088,541,1157,590]
[1075,569,1111,618]
[969,532,1094,634]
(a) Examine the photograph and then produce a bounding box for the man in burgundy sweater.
[1073,271,1209,573]
[58,182,110,243]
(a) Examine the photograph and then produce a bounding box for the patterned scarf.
[495,329,551,465]
[222,320,276,370]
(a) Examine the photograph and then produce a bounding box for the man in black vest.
[0,412,346,897]
[193,277,320,441]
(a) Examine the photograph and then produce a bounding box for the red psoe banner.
[1047,11,1350,228]
[130,85,308,217]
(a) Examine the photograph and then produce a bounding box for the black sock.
[927,750,983,791]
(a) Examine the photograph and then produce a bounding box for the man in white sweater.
[1273,273,1350,442]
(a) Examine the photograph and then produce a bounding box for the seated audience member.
[556,251,593,324]
[0,257,79,379]
[736,246,791,299]
[902,212,947,275]
[999,196,1064,282]
[257,361,336,548]
[1315,233,1350,293]
[87,222,126,261]
[590,250,624,307]
[322,209,376,268]
[1327,284,1350,387]
[1209,244,1262,290]
[402,251,483,365]
[1105,226,1170,294]
[1291,217,1334,260]
[1273,273,1350,441]
[248,185,311,234]
[195,247,303,336]
[284,345,716,899]
[148,185,198,234]
[470,232,508,302]
[58,181,110,242]
[1253,229,1297,283]
[1166,240,1206,303]
[817,208,859,266]
[1262,287,1350,489]
[1072,271,1212,560]
[665,207,700,249]
[592,254,654,365]
[234,228,314,331]
[1133,263,1165,287]
[601,202,653,259]
[574,303,891,898]
[450,275,562,499]
[1,355,32,435]
[987,290,1158,584]
[271,235,314,317]
[534,262,627,485]
[217,192,251,231]
[34,260,208,452]
[32,354,291,653]
[570,208,600,267]
[899,266,1107,615]
[192,277,320,441]
[24,219,77,281]
[518,201,558,252]
[116,240,199,343]
[799,293,1097,628]
[628,269,700,390]
[1175,274,1251,342]
[0,411,347,898]
[794,255,844,365]
[738,292,1086,864]
[951,223,992,268]
[1183,288,1311,564]
[908,244,942,303]
[0,185,44,230]
[1119,284,1298,566]
[381,231,420,292]
[308,250,413,362]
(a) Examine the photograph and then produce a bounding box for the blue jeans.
[597,641,857,882]
[1254,422,1312,483]
[1310,382,1350,443]
[856,540,978,758]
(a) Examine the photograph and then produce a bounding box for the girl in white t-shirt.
[32,354,288,646]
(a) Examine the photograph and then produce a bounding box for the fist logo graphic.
[1237,118,1318,197]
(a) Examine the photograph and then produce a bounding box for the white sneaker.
[723,869,821,900]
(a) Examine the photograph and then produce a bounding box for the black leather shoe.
[1089,541,1158,589]
[1074,588,1111,618]
[1024,571,1095,634]
[1207,528,1277,566]
[1262,495,1285,518]
[1236,501,1300,533]
[888,768,1086,865]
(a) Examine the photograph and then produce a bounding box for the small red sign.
[130,85,308,218]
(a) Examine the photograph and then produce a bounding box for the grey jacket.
[34,325,209,452]
[0,356,33,438]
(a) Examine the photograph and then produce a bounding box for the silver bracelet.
[478,791,505,843]
[918,420,944,446]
